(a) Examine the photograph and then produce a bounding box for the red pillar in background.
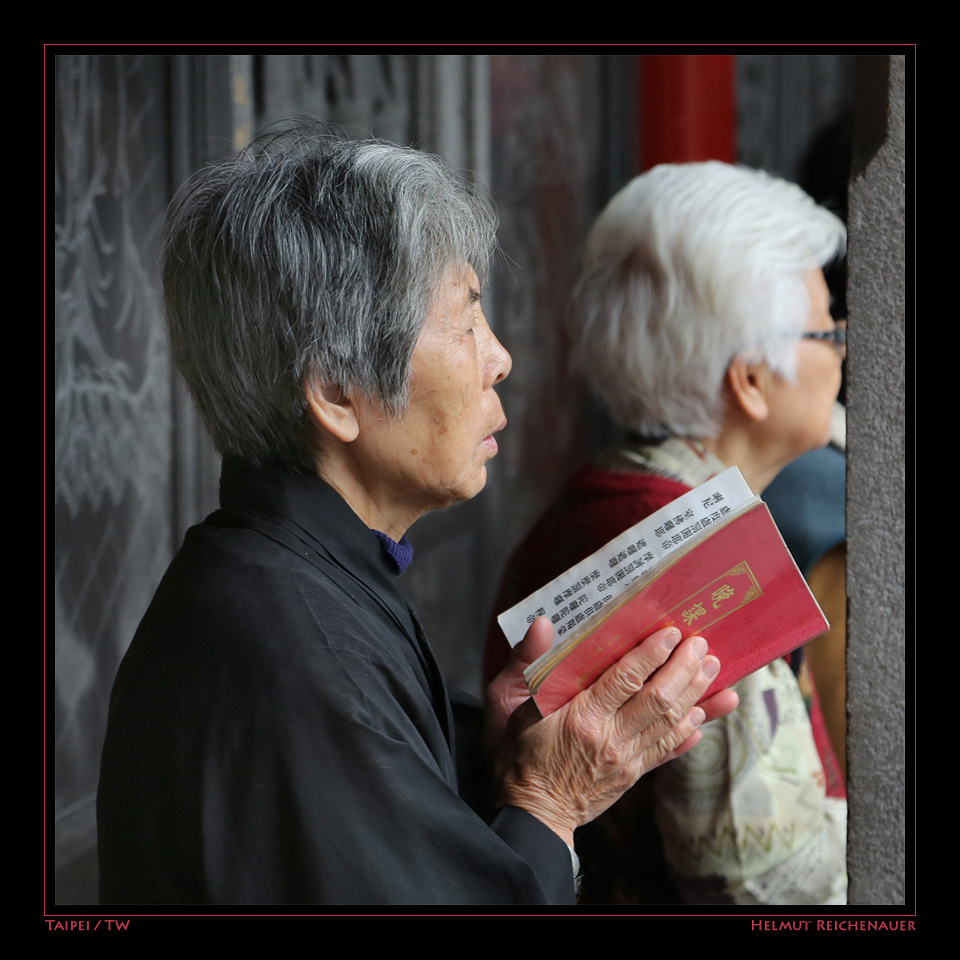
[640,55,736,171]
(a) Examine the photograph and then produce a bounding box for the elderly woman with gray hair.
[96,129,737,906]
[487,162,848,905]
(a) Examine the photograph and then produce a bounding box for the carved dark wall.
[54,53,174,902]
[257,54,415,143]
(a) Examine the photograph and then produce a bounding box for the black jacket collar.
[218,459,417,638]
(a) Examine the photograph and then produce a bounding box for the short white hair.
[573,162,846,437]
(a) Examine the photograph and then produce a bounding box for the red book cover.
[527,501,827,715]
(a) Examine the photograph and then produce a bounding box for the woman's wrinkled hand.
[485,617,739,847]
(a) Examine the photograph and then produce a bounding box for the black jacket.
[97,460,574,905]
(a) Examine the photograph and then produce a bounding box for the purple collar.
[373,529,414,574]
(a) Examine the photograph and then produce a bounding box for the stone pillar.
[846,54,907,905]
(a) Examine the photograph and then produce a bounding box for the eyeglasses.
[801,321,846,359]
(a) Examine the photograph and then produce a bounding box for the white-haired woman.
[97,130,737,905]
[487,162,848,905]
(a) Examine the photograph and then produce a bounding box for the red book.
[514,488,827,716]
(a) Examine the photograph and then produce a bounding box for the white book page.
[497,466,754,650]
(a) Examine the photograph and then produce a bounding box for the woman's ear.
[304,381,361,443]
[726,355,771,423]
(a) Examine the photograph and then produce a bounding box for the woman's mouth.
[483,418,507,453]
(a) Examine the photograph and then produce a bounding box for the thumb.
[510,616,554,672]
[484,617,554,760]
[488,617,553,703]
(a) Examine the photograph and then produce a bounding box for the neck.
[314,451,422,542]
[699,421,796,495]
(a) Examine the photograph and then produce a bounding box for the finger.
[642,701,708,769]
[578,626,682,717]
[652,688,739,768]
[700,687,739,723]
[653,723,704,767]
[617,649,723,760]
[616,635,710,735]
